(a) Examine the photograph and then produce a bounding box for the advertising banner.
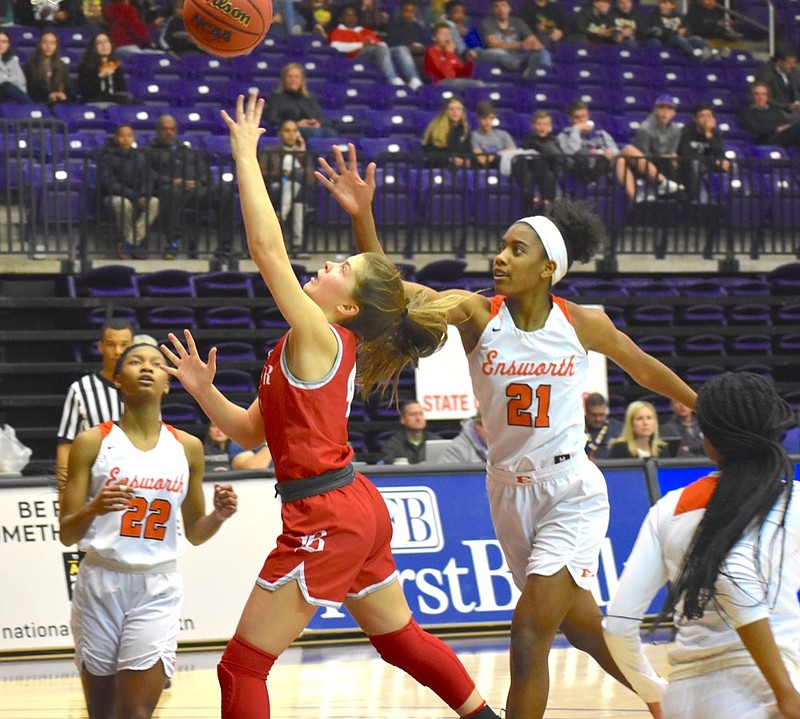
[1,463,660,655]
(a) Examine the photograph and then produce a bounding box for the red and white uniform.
[604,475,800,716]
[72,421,189,677]
[328,24,385,57]
[255,325,397,607]
[467,295,609,589]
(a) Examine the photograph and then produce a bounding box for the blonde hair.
[345,253,465,403]
[610,400,667,457]
[422,98,469,149]
[280,62,309,97]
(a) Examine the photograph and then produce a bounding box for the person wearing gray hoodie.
[630,93,682,181]
[438,413,488,464]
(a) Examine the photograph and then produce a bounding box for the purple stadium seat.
[682,334,726,356]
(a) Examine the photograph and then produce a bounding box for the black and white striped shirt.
[56,373,124,443]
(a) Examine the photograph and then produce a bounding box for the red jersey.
[258,325,356,482]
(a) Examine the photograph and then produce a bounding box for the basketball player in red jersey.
[317,144,698,719]
[161,93,501,719]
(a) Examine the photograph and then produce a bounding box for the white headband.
[517,216,568,286]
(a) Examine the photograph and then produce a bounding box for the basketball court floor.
[0,633,670,718]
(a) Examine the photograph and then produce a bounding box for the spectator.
[660,398,706,457]
[386,0,429,88]
[441,0,483,57]
[629,93,682,182]
[329,4,423,89]
[146,113,235,260]
[611,0,642,45]
[738,81,800,149]
[783,409,800,454]
[678,101,731,199]
[22,30,75,106]
[76,33,134,106]
[14,0,85,29]
[558,99,682,201]
[302,0,336,36]
[608,400,668,458]
[515,109,567,208]
[471,99,517,167]
[685,0,743,42]
[55,319,134,488]
[356,0,390,34]
[379,400,444,465]
[754,42,800,115]
[640,0,715,61]
[423,22,480,86]
[517,0,574,47]
[438,411,488,464]
[229,440,273,470]
[264,62,336,138]
[258,119,313,259]
[421,95,472,166]
[100,124,160,260]
[574,0,619,45]
[159,0,205,55]
[479,0,551,79]
[204,422,231,459]
[102,0,165,58]
[584,392,623,460]
[269,0,307,35]
[0,30,32,104]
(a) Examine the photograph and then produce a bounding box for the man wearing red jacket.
[328,4,422,89]
[103,0,165,57]
[424,22,481,86]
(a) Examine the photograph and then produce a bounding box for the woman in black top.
[264,62,335,138]
[22,30,75,105]
[76,32,133,105]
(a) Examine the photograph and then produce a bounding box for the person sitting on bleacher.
[440,0,483,58]
[685,0,743,43]
[478,0,551,78]
[385,0,428,90]
[102,0,166,58]
[76,32,134,105]
[423,22,478,86]
[640,0,715,61]
[754,42,800,116]
[22,30,76,106]
[264,62,336,138]
[611,0,643,46]
[14,0,86,30]
[517,0,575,48]
[573,0,619,45]
[0,30,33,104]
[677,101,731,199]
[738,81,800,150]
[328,4,424,89]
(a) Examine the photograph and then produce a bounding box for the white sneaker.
[390,78,405,86]
[408,77,423,91]
[657,178,683,195]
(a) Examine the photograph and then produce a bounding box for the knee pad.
[217,635,276,719]
[369,618,475,710]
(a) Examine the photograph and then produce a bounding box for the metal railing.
[2,121,798,269]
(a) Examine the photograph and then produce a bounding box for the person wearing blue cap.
[629,94,683,185]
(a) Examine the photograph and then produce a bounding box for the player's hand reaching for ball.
[221,92,266,162]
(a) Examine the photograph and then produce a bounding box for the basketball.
[184,0,272,58]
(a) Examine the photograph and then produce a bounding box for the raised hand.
[160,329,217,399]
[314,142,376,218]
[220,92,267,162]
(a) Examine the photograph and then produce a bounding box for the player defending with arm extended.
[317,143,697,719]
[160,93,502,719]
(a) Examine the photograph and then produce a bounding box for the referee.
[55,319,134,486]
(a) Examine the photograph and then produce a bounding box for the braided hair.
[665,372,796,621]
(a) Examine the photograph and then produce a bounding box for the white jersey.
[604,474,800,703]
[79,421,190,568]
[467,295,588,472]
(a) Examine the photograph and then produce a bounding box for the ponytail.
[344,253,465,403]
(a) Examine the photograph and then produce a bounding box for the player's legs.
[559,586,631,686]
[506,568,578,719]
[79,668,117,719]
[218,580,317,719]
[346,581,493,718]
[115,661,168,719]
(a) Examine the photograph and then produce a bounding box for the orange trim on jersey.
[674,475,719,516]
[163,422,181,442]
[552,295,572,324]
[490,294,505,320]
[98,421,114,439]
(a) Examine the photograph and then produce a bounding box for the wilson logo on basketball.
[202,0,252,26]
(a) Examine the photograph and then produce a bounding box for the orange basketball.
[184,0,272,58]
